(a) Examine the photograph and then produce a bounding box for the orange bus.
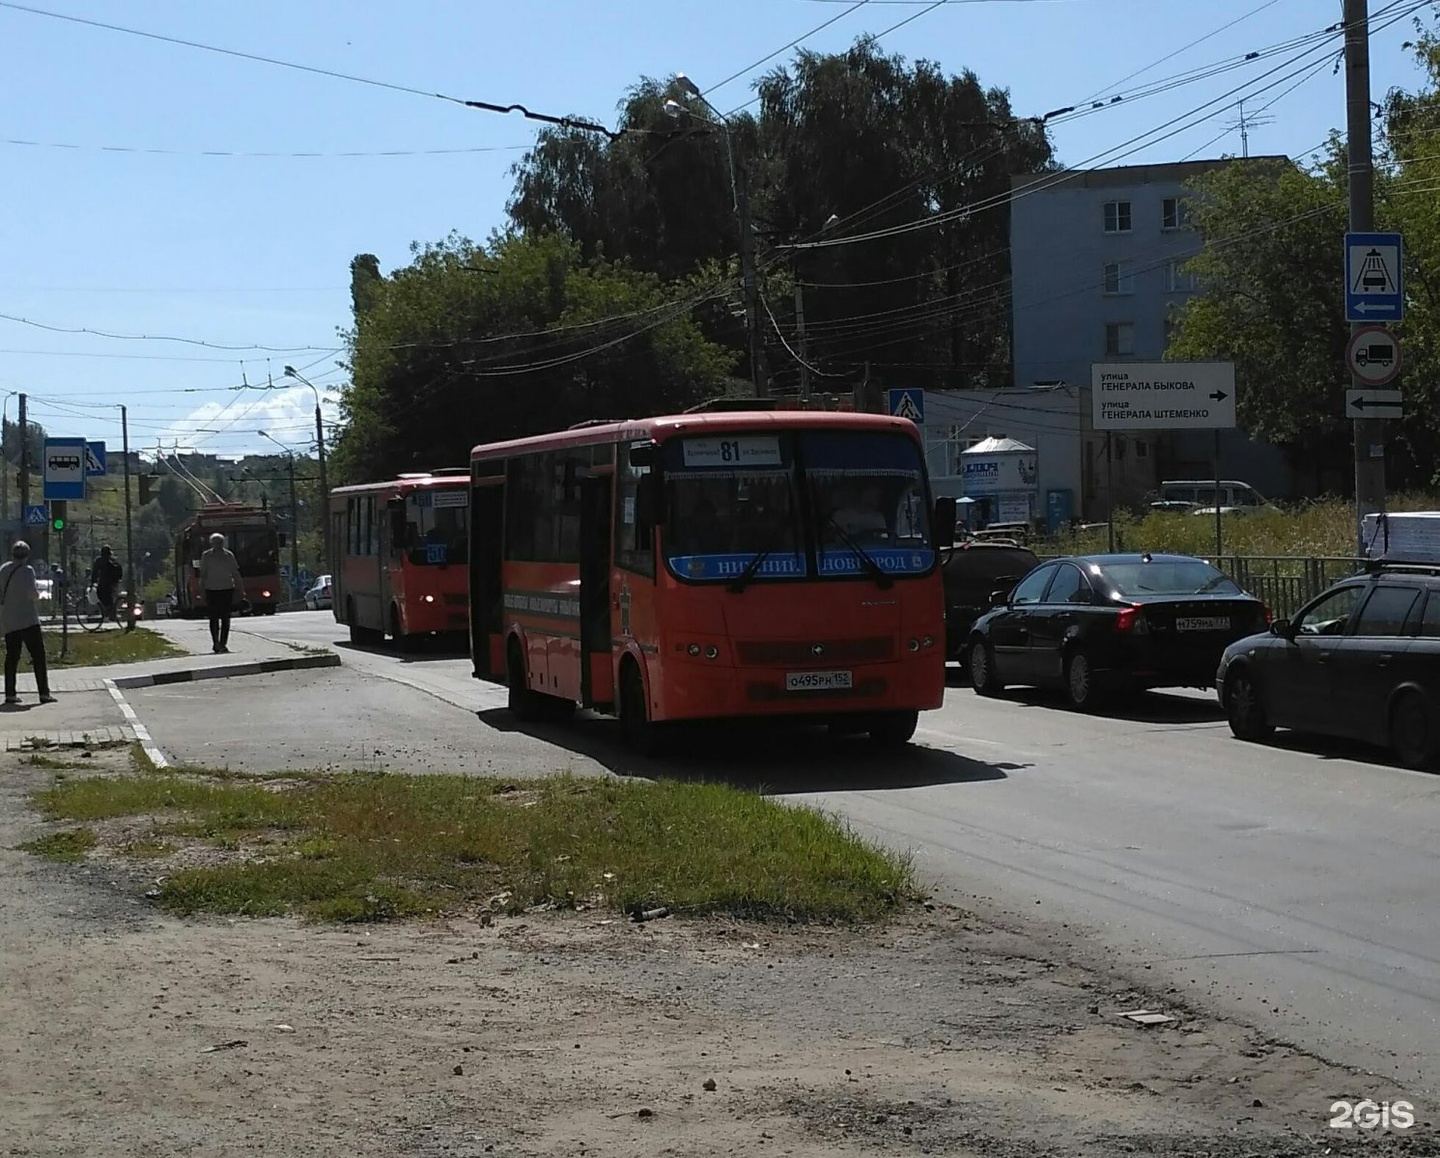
[328,470,470,649]
[468,407,957,752]
[174,503,284,616]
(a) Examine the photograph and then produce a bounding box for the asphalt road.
[143,610,1440,1103]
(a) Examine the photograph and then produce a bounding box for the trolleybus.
[174,503,284,616]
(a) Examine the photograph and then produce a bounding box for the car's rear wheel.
[1225,668,1273,742]
[969,640,1003,697]
[1390,691,1437,771]
[1063,649,1106,711]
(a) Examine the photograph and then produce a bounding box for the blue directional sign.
[887,387,925,424]
[42,438,88,501]
[1345,232,1404,323]
[85,441,106,477]
[23,504,47,527]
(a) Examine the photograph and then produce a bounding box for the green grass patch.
[20,827,97,862]
[24,753,87,770]
[28,770,916,924]
[43,626,185,668]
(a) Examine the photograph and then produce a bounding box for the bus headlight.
[705,645,719,659]
[908,638,921,652]
[423,594,435,603]
[688,644,701,656]
[921,635,934,649]
[261,590,271,598]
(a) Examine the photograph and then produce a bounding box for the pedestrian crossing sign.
[887,388,925,424]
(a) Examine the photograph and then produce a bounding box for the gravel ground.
[3,744,1437,1158]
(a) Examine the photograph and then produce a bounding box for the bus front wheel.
[619,660,666,758]
[868,710,919,749]
[392,605,417,654]
[506,638,543,722]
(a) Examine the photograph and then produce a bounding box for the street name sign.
[1346,325,1401,386]
[1345,231,1404,322]
[1345,389,1403,420]
[42,437,88,501]
[886,388,925,424]
[1091,362,1236,431]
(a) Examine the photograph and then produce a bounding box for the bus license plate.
[786,670,853,692]
[1175,616,1231,631]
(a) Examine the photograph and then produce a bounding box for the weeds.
[20,828,98,862]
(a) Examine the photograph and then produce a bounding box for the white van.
[1153,479,1275,515]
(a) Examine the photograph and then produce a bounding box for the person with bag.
[0,540,55,706]
[198,532,244,654]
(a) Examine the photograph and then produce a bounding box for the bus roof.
[468,409,920,461]
[330,471,470,498]
[177,503,275,529]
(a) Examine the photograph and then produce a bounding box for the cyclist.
[89,545,124,619]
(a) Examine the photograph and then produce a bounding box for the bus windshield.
[661,429,934,583]
[405,490,469,566]
[228,527,279,577]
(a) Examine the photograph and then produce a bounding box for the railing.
[1034,553,1367,618]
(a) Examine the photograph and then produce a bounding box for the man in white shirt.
[198,533,244,654]
[0,541,55,705]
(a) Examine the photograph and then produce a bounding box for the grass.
[20,827,97,862]
[26,768,916,925]
[1040,492,1440,560]
[42,626,184,668]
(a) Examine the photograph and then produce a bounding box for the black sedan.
[967,552,1270,710]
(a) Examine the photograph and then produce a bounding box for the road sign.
[85,441,106,477]
[23,504,46,527]
[42,437,88,501]
[1091,362,1236,430]
[1345,231,1404,322]
[1345,388,1403,419]
[886,388,925,424]
[1345,325,1401,386]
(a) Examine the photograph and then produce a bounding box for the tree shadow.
[476,707,1028,794]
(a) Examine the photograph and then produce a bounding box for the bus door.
[381,495,404,632]
[470,480,505,679]
[578,471,615,709]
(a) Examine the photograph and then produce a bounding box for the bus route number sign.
[682,436,782,468]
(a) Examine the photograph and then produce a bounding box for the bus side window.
[615,444,654,578]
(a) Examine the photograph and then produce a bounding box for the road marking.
[104,678,169,768]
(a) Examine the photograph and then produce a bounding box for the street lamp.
[664,73,768,398]
[282,365,330,571]
[257,430,301,599]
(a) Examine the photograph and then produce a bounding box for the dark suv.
[941,539,1039,662]
[1217,563,1440,769]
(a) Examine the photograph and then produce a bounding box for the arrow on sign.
[1345,388,1403,419]
[1208,390,1228,402]
[1353,300,1399,314]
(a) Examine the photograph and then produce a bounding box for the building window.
[1103,261,1134,295]
[1104,322,1135,357]
[1163,197,1191,230]
[1103,200,1132,234]
[1167,259,1195,292]
[1135,441,1149,458]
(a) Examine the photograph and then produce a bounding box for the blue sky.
[0,0,1431,461]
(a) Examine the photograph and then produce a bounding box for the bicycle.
[66,586,127,633]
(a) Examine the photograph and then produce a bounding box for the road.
[142,610,1440,1103]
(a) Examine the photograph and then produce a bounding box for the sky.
[0,0,1433,463]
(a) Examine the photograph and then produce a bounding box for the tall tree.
[507,38,1053,394]
[333,231,734,482]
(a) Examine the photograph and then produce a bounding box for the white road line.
[104,678,169,768]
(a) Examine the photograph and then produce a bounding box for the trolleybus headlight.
[705,645,719,659]
[687,644,701,656]
[423,594,435,603]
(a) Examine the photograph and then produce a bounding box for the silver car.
[304,574,332,610]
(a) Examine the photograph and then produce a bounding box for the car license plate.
[785,670,853,692]
[1175,616,1231,631]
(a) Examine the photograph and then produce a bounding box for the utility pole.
[736,162,770,398]
[122,406,136,629]
[794,280,811,404]
[1346,0,1385,554]
[286,452,300,599]
[314,402,328,571]
[18,393,29,545]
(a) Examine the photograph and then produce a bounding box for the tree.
[507,39,1053,394]
[333,231,734,482]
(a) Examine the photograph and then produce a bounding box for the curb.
[110,652,341,690]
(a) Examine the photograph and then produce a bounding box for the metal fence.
[1035,553,1367,618]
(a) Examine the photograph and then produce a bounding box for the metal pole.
[736,161,769,398]
[794,279,810,404]
[1346,0,1384,556]
[2,394,10,546]
[314,400,329,572]
[1105,431,1115,553]
[1213,428,1223,559]
[18,393,29,560]
[122,406,136,630]
[288,453,300,600]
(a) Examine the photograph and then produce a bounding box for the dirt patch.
[3,749,1436,1157]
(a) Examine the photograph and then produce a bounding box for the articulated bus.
[468,407,957,752]
[174,503,284,616]
[329,470,470,649]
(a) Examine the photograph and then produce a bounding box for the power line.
[1,136,531,159]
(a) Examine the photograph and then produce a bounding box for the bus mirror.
[628,443,657,468]
[933,495,957,545]
[277,533,288,548]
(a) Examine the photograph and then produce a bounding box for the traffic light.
[138,474,155,504]
[50,501,66,533]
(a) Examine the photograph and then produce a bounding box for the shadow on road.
[985,687,1227,725]
[330,637,471,666]
[1263,729,1429,774]
[476,707,1025,794]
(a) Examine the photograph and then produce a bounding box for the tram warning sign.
[1345,232,1404,322]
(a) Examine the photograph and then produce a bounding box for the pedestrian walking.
[199,532,245,654]
[0,541,55,706]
